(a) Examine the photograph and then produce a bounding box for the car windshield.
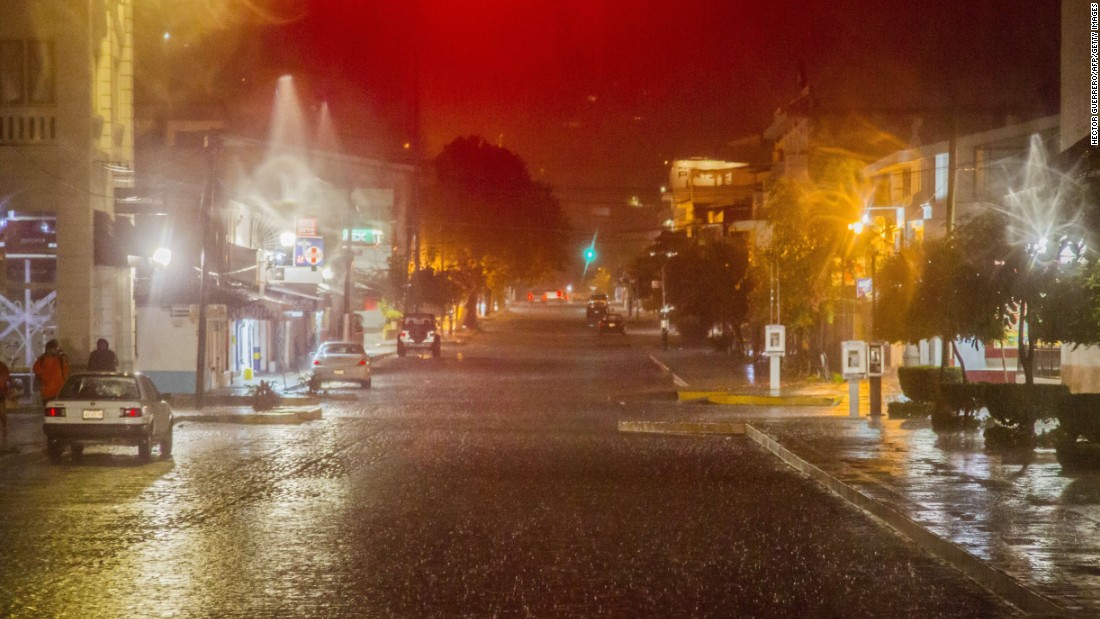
[605,314,623,321]
[58,375,140,400]
[404,316,435,327]
[322,343,365,355]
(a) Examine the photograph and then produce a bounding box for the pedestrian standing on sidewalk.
[0,358,10,436]
[87,338,119,371]
[33,339,70,406]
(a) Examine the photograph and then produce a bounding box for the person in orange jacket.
[33,339,70,404]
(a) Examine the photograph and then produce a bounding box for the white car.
[310,341,372,391]
[43,372,174,462]
[397,313,442,358]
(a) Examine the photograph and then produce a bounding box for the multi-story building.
[130,112,413,392]
[0,1,137,383]
[863,114,1061,379]
[661,157,768,243]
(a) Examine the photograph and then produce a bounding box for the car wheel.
[71,443,84,459]
[138,436,152,461]
[47,439,64,462]
[308,375,321,394]
[160,423,174,458]
[397,342,406,357]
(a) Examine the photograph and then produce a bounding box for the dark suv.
[397,313,442,358]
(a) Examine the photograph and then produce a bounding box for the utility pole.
[195,134,218,408]
[942,109,959,368]
[343,191,354,341]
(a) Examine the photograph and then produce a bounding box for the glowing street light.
[151,247,172,267]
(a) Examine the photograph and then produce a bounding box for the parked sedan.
[310,341,372,391]
[43,372,174,462]
[598,313,626,335]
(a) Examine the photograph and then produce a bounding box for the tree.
[876,210,1100,383]
[751,149,874,373]
[666,238,753,346]
[421,136,570,325]
[633,231,752,347]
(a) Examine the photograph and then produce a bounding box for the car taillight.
[45,407,65,417]
[400,331,408,338]
[358,358,368,366]
[313,359,321,365]
[120,407,142,418]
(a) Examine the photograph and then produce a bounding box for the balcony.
[0,111,57,144]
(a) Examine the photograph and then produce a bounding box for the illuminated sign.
[343,228,383,245]
[294,237,324,266]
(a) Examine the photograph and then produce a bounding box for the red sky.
[139,0,1060,225]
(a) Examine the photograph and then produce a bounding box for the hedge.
[984,384,1069,431]
[887,401,934,419]
[1056,393,1100,443]
[931,382,987,432]
[1055,394,1100,471]
[898,366,963,403]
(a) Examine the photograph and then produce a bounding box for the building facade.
[0,1,136,384]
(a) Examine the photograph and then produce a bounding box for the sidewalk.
[649,344,1100,616]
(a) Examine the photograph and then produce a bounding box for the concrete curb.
[648,353,689,387]
[178,407,322,425]
[675,390,840,406]
[618,420,746,435]
[743,424,1065,617]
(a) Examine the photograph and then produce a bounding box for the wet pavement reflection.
[655,344,1100,614]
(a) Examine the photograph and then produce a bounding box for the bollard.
[769,354,781,395]
[869,375,882,416]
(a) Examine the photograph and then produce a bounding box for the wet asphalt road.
[0,304,1014,618]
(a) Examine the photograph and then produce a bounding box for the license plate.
[334,369,345,375]
[83,409,104,420]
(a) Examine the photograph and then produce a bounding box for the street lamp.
[850,219,885,415]
[650,250,677,350]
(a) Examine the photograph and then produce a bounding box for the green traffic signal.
[584,247,596,261]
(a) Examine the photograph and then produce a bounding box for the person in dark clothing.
[87,338,119,371]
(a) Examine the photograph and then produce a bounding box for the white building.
[0,1,137,378]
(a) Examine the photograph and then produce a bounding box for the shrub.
[898,366,963,403]
[1057,394,1100,443]
[985,384,1070,433]
[887,401,934,419]
[250,380,280,412]
[1055,395,1100,471]
[983,424,1037,452]
[932,382,987,432]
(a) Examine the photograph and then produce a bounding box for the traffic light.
[583,247,596,262]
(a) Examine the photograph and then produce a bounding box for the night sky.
[137,0,1060,222]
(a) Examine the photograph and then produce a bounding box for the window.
[934,153,948,201]
[0,40,55,106]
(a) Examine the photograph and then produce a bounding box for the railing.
[1033,346,1061,379]
[0,113,57,143]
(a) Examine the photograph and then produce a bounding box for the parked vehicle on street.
[397,313,442,358]
[43,372,174,462]
[310,341,371,391]
[598,313,626,335]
